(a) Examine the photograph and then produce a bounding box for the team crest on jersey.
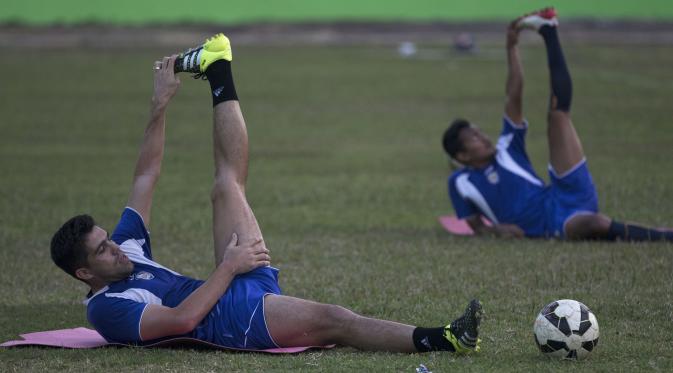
[486,169,499,184]
[134,271,154,280]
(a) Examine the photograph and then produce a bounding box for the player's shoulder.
[502,115,528,131]
[450,164,483,185]
[449,168,469,182]
[111,206,153,259]
[449,169,479,194]
[84,286,112,309]
[113,207,147,232]
[85,279,150,313]
[84,284,148,344]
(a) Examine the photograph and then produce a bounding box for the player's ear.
[75,267,94,281]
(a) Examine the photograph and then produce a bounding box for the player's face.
[81,226,134,283]
[457,126,496,166]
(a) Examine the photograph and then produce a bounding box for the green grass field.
[1,38,673,371]
[3,0,673,24]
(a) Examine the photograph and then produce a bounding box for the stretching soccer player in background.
[51,34,482,354]
[442,8,673,241]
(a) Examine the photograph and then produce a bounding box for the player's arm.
[466,214,525,238]
[139,234,270,340]
[127,55,181,226]
[505,19,524,124]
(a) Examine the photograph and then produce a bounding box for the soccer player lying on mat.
[50,34,481,353]
[442,8,673,241]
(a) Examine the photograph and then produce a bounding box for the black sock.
[412,327,456,352]
[204,59,238,106]
[607,220,673,241]
[539,25,572,112]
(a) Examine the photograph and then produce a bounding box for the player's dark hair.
[442,119,471,158]
[50,214,95,281]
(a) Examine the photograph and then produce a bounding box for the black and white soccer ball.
[533,299,599,360]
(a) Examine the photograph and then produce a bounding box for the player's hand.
[494,223,525,238]
[152,55,181,108]
[506,18,522,49]
[221,233,270,275]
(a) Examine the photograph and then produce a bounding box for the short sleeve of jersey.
[500,115,529,158]
[111,207,152,259]
[87,296,147,344]
[448,174,477,219]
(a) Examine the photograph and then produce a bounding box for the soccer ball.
[533,299,599,360]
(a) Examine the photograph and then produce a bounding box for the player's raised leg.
[175,34,266,265]
[518,8,584,175]
[264,294,482,353]
[518,11,673,242]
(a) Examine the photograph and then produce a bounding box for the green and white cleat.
[444,299,483,354]
[174,33,232,79]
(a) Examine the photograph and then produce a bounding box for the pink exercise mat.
[438,215,491,235]
[1,327,333,353]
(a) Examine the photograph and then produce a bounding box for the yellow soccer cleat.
[444,299,483,354]
[174,33,232,79]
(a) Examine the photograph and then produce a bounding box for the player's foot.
[516,7,559,31]
[444,299,483,353]
[174,33,232,79]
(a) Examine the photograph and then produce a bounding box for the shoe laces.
[176,47,206,79]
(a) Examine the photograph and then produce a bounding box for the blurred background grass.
[3,0,673,25]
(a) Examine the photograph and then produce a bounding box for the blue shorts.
[546,160,599,238]
[207,266,282,350]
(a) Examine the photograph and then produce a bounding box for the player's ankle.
[205,60,238,106]
[412,326,456,352]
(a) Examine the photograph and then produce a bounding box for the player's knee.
[322,304,356,326]
[566,214,610,239]
[586,214,611,235]
[320,304,358,340]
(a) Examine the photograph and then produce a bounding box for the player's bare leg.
[264,294,482,353]
[265,295,415,352]
[174,34,266,265]
[211,101,266,264]
[546,111,584,175]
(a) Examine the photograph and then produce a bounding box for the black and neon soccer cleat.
[174,33,232,79]
[444,299,483,354]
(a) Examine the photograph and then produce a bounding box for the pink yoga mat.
[438,215,491,235]
[1,327,332,353]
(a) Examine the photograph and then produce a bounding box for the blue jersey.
[448,116,599,238]
[85,207,281,349]
[449,117,551,236]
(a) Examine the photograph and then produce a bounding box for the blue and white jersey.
[84,207,281,348]
[448,116,551,237]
